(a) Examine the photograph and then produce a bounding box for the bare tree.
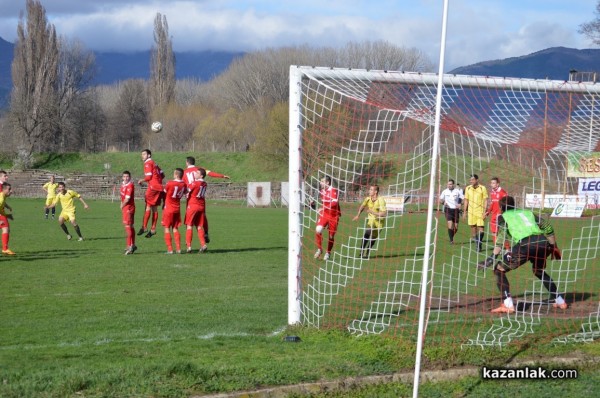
[149,13,175,110]
[10,0,59,166]
[112,79,148,150]
[55,38,97,151]
[207,42,434,111]
[579,1,600,45]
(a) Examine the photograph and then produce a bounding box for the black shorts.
[498,234,550,272]
[444,206,460,223]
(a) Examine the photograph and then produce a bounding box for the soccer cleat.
[137,228,147,236]
[186,247,192,254]
[200,245,208,253]
[166,251,173,255]
[361,250,369,259]
[491,304,515,314]
[324,252,330,260]
[553,302,568,310]
[2,249,15,255]
[131,245,137,254]
[145,231,155,238]
[314,249,322,259]
[204,234,210,244]
[67,234,72,240]
[78,237,84,241]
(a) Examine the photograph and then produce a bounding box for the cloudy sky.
[0,0,596,71]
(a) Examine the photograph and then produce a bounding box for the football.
[151,121,163,133]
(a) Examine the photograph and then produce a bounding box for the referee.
[439,179,464,244]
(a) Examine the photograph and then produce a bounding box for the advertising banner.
[567,152,600,178]
[551,201,586,218]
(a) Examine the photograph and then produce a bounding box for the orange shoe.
[553,302,568,310]
[2,249,15,255]
[491,303,515,314]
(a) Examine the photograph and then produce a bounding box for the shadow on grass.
[191,246,287,254]
[6,249,88,262]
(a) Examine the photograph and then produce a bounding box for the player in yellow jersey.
[46,182,89,241]
[0,182,15,255]
[353,185,387,259]
[463,174,489,252]
[42,175,59,219]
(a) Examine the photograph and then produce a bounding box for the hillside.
[0,36,243,88]
[0,151,288,184]
[448,47,600,80]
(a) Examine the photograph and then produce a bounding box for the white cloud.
[0,0,595,71]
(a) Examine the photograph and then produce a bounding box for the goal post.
[288,65,600,349]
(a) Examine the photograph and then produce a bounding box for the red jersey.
[143,158,165,191]
[320,186,341,218]
[184,165,226,186]
[163,179,187,213]
[187,179,207,211]
[120,181,135,209]
[489,186,508,215]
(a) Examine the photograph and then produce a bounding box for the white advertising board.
[551,201,586,218]
[247,182,271,207]
[381,195,406,213]
[280,182,289,207]
[525,194,589,209]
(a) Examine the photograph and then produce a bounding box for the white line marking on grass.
[0,327,289,351]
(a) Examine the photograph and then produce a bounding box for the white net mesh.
[290,66,600,346]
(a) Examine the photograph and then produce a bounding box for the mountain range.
[1,35,599,109]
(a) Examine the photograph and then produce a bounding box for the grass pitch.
[1,198,598,397]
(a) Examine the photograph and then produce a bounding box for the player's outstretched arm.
[79,197,89,209]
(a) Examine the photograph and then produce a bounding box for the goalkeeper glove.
[549,244,562,260]
[477,255,496,270]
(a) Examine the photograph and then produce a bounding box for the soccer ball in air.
[151,121,163,133]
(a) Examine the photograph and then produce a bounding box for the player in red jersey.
[120,171,137,255]
[312,176,342,261]
[486,177,508,245]
[183,156,229,244]
[0,182,15,255]
[185,168,209,253]
[137,149,165,238]
[162,168,187,254]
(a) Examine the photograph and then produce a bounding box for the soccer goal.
[288,66,600,348]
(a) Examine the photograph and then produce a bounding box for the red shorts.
[489,212,501,234]
[145,186,163,207]
[161,210,181,228]
[0,215,9,228]
[185,207,205,227]
[317,213,339,235]
[122,206,135,226]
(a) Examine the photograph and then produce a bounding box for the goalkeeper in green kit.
[478,196,568,313]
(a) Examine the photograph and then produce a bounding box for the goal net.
[288,66,600,347]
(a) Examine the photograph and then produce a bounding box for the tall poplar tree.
[149,13,175,110]
[10,0,59,165]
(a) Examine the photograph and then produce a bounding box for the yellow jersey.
[0,192,7,216]
[465,184,488,216]
[43,181,59,199]
[52,189,81,213]
[361,196,387,229]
